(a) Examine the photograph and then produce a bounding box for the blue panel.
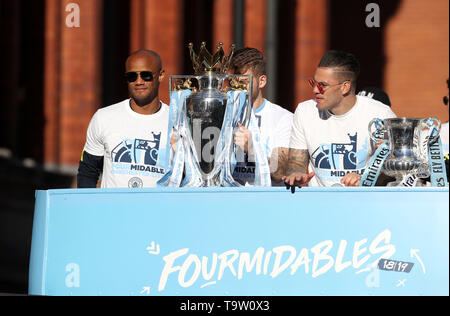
[28,190,49,294]
[29,187,449,296]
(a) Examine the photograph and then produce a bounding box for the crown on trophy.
[189,42,235,75]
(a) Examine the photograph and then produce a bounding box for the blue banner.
[29,187,449,296]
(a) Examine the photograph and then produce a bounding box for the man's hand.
[282,172,315,193]
[283,149,312,193]
[376,139,384,148]
[170,130,179,151]
[282,172,315,187]
[340,172,362,187]
[234,123,253,154]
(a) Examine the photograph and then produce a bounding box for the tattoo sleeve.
[286,149,310,175]
[269,147,289,183]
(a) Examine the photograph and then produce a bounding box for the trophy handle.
[241,95,252,128]
[423,117,441,144]
[368,118,385,143]
[242,74,253,128]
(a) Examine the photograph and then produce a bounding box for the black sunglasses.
[125,71,156,83]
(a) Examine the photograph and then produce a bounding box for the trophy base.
[385,175,425,187]
[382,158,430,187]
[198,172,221,187]
[383,159,420,176]
[182,171,242,187]
[386,181,424,187]
[199,178,221,187]
[198,174,242,187]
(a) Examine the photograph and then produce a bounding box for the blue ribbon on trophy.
[228,91,271,186]
[158,89,196,187]
[158,42,271,187]
[424,119,448,187]
[360,117,448,187]
[359,141,391,187]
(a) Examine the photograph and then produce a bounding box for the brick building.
[1,0,448,170]
[0,0,448,293]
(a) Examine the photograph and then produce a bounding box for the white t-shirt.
[233,99,293,186]
[290,96,397,187]
[83,99,170,188]
[440,122,449,156]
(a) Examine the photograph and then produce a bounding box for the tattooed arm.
[269,147,289,183]
[286,149,309,174]
[282,148,315,186]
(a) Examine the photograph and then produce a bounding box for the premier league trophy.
[184,42,246,186]
[158,42,271,187]
[368,117,441,186]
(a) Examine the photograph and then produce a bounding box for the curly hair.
[229,47,266,77]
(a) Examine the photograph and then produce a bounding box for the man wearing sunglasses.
[283,50,396,188]
[229,47,293,186]
[77,49,169,188]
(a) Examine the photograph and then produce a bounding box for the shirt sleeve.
[83,110,105,156]
[77,150,104,188]
[381,106,397,119]
[77,111,104,188]
[274,112,294,149]
[289,103,308,150]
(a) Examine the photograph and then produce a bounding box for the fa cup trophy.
[368,117,442,186]
[158,42,261,187]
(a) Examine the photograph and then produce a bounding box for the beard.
[129,85,159,107]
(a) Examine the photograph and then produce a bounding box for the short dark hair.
[318,50,360,83]
[126,49,162,71]
[229,47,266,77]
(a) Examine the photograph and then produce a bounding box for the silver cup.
[167,42,253,187]
[369,117,441,186]
[185,73,227,186]
[169,72,252,187]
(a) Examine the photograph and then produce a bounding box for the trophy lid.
[189,42,235,75]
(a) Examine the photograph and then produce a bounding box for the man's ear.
[341,81,352,95]
[259,75,267,90]
[159,70,165,83]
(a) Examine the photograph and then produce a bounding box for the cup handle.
[424,117,441,144]
[368,118,385,143]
